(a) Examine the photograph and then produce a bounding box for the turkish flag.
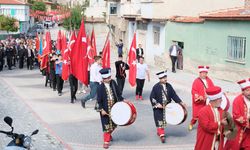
[56,30,62,51]
[102,33,110,68]
[90,28,97,56]
[71,19,88,85]
[62,32,76,80]
[87,35,95,65]
[128,33,137,87]
[40,32,52,70]
[61,31,67,56]
[35,33,39,52]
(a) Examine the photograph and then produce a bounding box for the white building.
[117,0,244,63]
[85,0,106,19]
[0,0,30,33]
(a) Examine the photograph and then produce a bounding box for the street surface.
[0,26,242,150]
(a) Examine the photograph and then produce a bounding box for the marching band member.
[224,78,250,150]
[150,70,186,143]
[189,66,214,131]
[97,68,124,149]
[195,86,227,150]
[115,54,129,95]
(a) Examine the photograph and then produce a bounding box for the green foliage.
[0,15,18,32]
[27,0,34,4]
[51,3,58,10]
[63,4,88,30]
[32,1,46,11]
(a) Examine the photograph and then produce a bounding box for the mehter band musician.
[195,86,228,150]
[189,66,214,131]
[224,78,250,150]
[97,68,124,149]
[150,70,186,143]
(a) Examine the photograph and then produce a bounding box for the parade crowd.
[1,30,250,150]
[0,37,41,71]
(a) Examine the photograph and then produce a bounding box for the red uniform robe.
[195,105,224,150]
[191,77,214,122]
[224,94,250,150]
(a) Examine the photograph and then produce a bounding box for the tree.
[27,0,35,4]
[63,4,87,30]
[51,3,58,10]
[0,15,18,32]
[32,1,46,11]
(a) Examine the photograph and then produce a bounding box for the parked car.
[44,20,53,28]
[27,24,44,37]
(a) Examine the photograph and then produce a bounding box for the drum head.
[111,102,132,125]
[221,94,228,110]
[165,103,185,125]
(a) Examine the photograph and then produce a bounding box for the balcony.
[140,0,166,19]
[120,3,141,18]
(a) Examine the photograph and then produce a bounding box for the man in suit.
[18,42,26,69]
[136,44,144,61]
[26,45,35,70]
[97,68,124,149]
[169,41,182,73]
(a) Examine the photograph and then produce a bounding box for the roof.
[0,0,27,5]
[200,7,250,20]
[44,1,54,5]
[169,16,205,23]
[85,17,105,23]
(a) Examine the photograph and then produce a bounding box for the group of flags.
[35,19,138,87]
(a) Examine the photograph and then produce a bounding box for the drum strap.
[199,78,207,89]
[162,86,169,104]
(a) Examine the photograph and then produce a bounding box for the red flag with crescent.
[62,32,76,80]
[128,33,137,87]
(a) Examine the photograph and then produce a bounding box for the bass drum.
[206,93,230,111]
[165,103,187,125]
[221,93,230,111]
[110,101,137,126]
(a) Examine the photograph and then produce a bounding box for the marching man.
[224,78,250,150]
[97,68,124,149]
[150,70,186,143]
[189,66,214,130]
[195,86,227,150]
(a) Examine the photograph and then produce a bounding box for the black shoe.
[81,100,85,108]
[58,93,62,96]
[172,70,176,73]
[71,99,74,104]
[53,89,56,91]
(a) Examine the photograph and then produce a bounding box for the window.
[137,22,147,30]
[227,36,246,62]
[110,4,117,15]
[153,26,160,45]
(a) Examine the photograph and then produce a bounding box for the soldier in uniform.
[97,68,124,149]
[150,70,186,143]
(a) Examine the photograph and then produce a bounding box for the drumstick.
[195,98,202,102]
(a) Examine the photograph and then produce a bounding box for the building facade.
[165,6,250,80]
[0,0,30,33]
